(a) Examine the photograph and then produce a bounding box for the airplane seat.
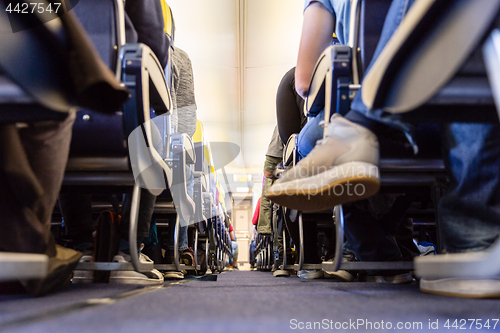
[354,0,500,280]
[298,0,490,274]
[68,0,125,157]
[192,120,209,231]
[3,0,194,276]
[0,1,128,281]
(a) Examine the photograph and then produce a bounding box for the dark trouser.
[59,188,156,249]
[59,193,94,248]
[276,67,307,144]
[344,193,418,262]
[120,189,157,242]
[283,210,321,264]
[249,240,256,265]
[272,204,283,259]
[0,113,75,256]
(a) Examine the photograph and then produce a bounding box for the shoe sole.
[323,270,354,282]
[420,278,500,298]
[273,270,290,277]
[108,276,164,285]
[163,271,184,280]
[267,174,380,212]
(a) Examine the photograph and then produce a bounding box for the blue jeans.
[439,124,500,253]
[297,110,325,158]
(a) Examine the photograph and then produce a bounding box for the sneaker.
[72,254,94,284]
[180,248,194,267]
[109,252,164,285]
[420,278,500,298]
[163,271,184,280]
[298,269,324,279]
[323,253,356,282]
[323,269,354,282]
[360,272,414,284]
[414,240,436,256]
[267,115,380,212]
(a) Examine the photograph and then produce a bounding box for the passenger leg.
[420,123,500,298]
[111,189,163,285]
[0,112,82,296]
[58,193,95,284]
[276,67,306,144]
[58,193,94,252]
[179,165,195,269]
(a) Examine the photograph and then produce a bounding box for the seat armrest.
[305,45,352,118]
[171,133,196,165]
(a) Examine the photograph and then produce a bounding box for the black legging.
[276,67,307,144]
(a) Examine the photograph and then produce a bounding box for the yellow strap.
[193,120,203,143]
[159,0,173,36]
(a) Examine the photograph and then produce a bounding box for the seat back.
[361,0,500,115]
[358,0,392,78]
[70,0,126,157]
[193,120,209,174]
[0,3,75,118]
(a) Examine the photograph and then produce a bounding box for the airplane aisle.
[1,271,499,332]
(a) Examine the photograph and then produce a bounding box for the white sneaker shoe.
[109,252,164,285]
[267,115,380,212]
[420,278,500,298]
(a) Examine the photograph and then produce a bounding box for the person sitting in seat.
[269,0,500,297]
[274,63,417,282]
[0,1,132,295]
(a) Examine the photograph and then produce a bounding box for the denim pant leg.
[439,123,500,253]
[297,110,325,159]
[350,0,416,133]
[0,112,75,256]
[178,165,195,251]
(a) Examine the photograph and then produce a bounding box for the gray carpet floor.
[1,271,499,332]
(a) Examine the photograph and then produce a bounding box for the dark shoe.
[180,248,194,266]
[22,245,82,297]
